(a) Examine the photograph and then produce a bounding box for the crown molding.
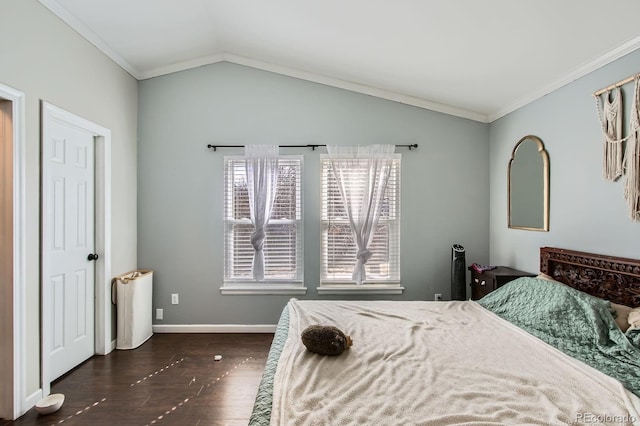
[220,53,489,122]
[139,53,226,80]
[40,0,640,123]
[37,0,488,122]
[489,35,640,122]
[39,0,142,79]
[142,51,489,122]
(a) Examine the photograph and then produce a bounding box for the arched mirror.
[508,135,549,231]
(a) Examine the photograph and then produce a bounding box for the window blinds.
[224,156,303,282]
[320,155,401,283]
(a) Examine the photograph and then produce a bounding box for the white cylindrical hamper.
[113,270,153,350]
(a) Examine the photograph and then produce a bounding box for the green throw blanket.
[249,305,289,426]
[478,277,640,397]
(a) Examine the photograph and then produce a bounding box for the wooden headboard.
[540,247,640,307]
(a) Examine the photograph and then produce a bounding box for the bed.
[249,247,640,425]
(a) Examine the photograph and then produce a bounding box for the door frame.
[41,102,112,396]
[0,83,25,420]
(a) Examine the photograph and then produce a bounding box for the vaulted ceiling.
[40,0,640,122]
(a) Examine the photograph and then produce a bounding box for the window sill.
[317,284,404,295]
[220,284,307,295]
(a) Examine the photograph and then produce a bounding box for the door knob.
[87,253,99,261]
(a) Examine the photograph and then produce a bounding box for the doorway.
[0,99,14,420]
[0,83,25,420]
[42,112,97,381]
[41,102,112,397]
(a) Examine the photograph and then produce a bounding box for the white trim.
[317,284,405,295]
[24,389,42,413]
[219,54,488,123]
[0,83,27,419]
[153,324,277,333]
[41,102,112,397]
[37,0,142,79]
[30,2,640,123]
[140,52,487,122]
[34,1,489,122]
[220,284,307,295]
[489,35,640,122]
[93,131,112,356]
[140,53,226,80]
[95,36,640,124]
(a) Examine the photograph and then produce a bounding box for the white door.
[42,118,96,381]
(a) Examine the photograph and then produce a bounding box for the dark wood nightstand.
[469,266,535,300]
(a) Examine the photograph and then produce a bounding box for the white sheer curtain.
[327,144,395,284]
[245,145,279,281]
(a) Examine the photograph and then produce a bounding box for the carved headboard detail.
[540,247,640,307]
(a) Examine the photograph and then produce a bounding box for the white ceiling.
[40,0,640,122]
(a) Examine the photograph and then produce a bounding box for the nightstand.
[469,266,535,300]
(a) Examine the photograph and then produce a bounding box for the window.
[320,154,401,293]
[222,155,304,294]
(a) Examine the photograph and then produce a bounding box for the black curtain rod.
[206,143,418,151]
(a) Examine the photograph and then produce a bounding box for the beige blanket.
[271,299,640,425]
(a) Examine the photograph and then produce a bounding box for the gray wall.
[138,62,490,325]
[1,1,138,398]
[490,49,640,273]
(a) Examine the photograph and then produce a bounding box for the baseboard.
[21,388,42,417]
[152,324,277,333]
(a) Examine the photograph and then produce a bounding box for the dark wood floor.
[2,333,274,426]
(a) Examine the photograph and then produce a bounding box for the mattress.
[250,278,640,425]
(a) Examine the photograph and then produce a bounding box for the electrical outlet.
[171,293,179,305]
[156,308,163,320]
[434,293,443,301]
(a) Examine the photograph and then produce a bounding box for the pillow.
[536,272,553,280]
[534,274,637,332]
[535,273,564,284]
[610,302,633,332]
[627,307,640,331]
[626,308,640,348]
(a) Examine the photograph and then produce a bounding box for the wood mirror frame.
[508,135,549,231]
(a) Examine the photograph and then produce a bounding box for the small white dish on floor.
[35,393,64,415]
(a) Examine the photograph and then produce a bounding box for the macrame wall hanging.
[594,74,640,221]
[596,87,624,180]
[625,78,640,221]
